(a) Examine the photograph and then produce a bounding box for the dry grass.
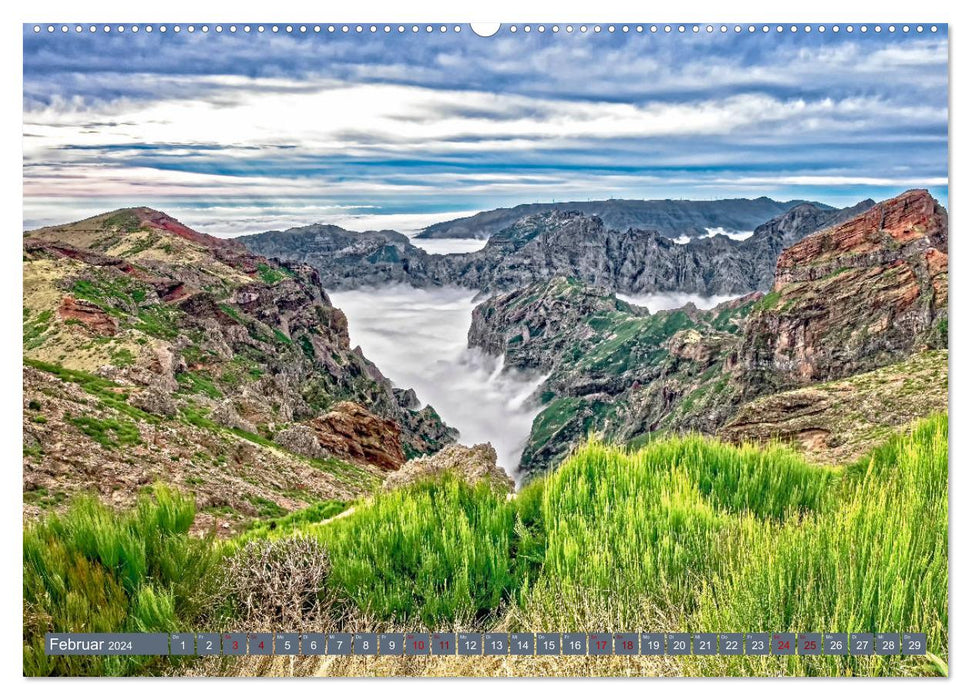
[221,536,335,631]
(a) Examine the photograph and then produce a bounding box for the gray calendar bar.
[614,633,638,655]
[536,633,560,655]
[353,633,377,655]
[328,633,352,655]
[851,633,874,655]
[406,633,429,655]
[562,633,586,655]
[588,633,611,655]
[275,633,299,655]
[719,633,743,655]
[668,633,691,655]
[876,633,900,656]
[694,634,717,655]
[197,633,221,656]
[42,631,927,657]
[640,633,665,655]
[902,633,926,655]
[248,633,272,655]
[824,633,847,655]
[772,633,795,655]
[797,633,821,655]
[484,633,508,655]
[300,633,326,655]
[169,633,194,656]
[511,633,534,655]
[379,633,404,655]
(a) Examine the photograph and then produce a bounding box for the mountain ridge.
[240,199,872,296]
[416,196,829,240]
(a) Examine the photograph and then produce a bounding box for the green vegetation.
[133,304,181,339]
[67,416,141,449]
[318,476,519,626]
[243,500,349,540]
[110,347,136,368]
[66,274,181,340]
[21,417,948,677]
[256,262,292,285]
[752,289,782,312]
[24,358,157,423]
[218,303,246,325]
[103,211,143,233]
[23,487,221,676]
[519,435,836,626]
[176,370,223,399]
[24,308,54,350]
[689,414,948,676]
[67,415,141,449]
[580,309,694,372]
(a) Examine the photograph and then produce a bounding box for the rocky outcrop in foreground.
[383,443,514,493]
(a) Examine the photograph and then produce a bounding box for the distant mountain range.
[239,199,874,296]
[416,197,826,240]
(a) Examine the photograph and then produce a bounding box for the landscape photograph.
[22,22,948,677]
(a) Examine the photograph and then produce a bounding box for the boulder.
[384,442,514,492]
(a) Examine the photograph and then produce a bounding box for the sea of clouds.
[331,284,741,476]
[328,286,547,474]
[616,291,739,313]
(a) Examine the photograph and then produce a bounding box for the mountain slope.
[468,277,759,474]
[736,188,948,396]
[23,208,455,527]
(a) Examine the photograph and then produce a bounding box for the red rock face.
[737,190,948,395]
[308,401,405,471]
[134,207,244,251]
[58,296,118,336]
[775,189,948,288]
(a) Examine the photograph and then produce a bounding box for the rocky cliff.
[240,200,871,297]
[468,277,758,475]
[720,350,948,466]
[467,191,948,477]
[736,189,948,396]
[23,208,455,527]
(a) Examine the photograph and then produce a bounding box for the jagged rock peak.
[775,189,947,287]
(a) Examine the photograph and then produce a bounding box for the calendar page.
[22,20,948,679]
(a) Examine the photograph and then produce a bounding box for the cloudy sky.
[23,24,948,235]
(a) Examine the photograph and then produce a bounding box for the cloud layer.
[23,26,949,234]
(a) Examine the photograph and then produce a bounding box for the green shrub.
[687,414,948,676]
[318,476,518,627]
[242,500,350,540]
[520,435,836,624]
[67,415,141,449]
[23,486,220,676]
